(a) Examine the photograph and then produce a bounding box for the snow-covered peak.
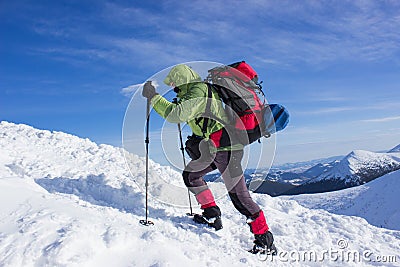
[344,149,397,171]
[312,149,400,184]
[389,143,400,153]
[0,120,135,181]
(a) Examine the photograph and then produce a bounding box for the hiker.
[142,64,276,253]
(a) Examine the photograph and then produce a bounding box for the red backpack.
[206,61,266,144]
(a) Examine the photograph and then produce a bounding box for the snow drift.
[0,121,399,266]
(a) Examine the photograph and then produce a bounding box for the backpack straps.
[195,83,213,138]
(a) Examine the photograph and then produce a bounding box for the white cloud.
[361,116,400,123]
[121,83,143,97]
[121,81,159,97]
[295,106,356,116]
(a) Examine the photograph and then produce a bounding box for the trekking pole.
[140,96,154,226]
[173,98,194,216]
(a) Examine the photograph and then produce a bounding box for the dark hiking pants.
[182,150,261,217]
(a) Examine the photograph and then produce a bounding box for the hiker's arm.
[151,86,206,123]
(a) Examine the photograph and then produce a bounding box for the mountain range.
[281,149,400,195]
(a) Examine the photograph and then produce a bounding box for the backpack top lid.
[229,61,258,83]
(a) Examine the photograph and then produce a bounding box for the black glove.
[142,81,158,100]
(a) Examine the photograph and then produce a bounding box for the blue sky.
[1,0,400,166]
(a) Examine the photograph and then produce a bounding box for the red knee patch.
[250,210,269,235]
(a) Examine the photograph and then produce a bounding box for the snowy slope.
[1,121,399,266]
[287,169,400,231]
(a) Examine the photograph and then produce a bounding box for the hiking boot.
[249,231,277,255]
[193,206,223,231]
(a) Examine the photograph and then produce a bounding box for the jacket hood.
[163,64,202,96]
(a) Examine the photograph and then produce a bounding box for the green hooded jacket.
[150,64,243,151]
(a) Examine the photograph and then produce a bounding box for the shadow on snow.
[35,174,166,218]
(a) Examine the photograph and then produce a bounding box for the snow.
[1,121,399,266]
[286,169,400,231]
[302,161,340,179]
[312,149,400,184]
